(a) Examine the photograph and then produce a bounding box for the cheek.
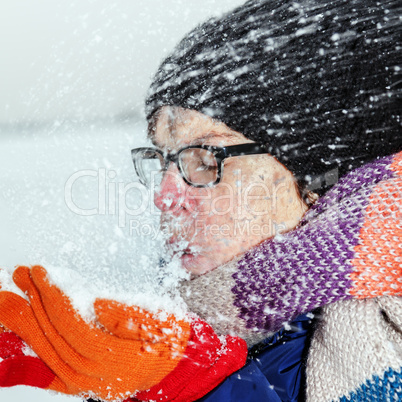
[243,185,271,215]
[232,169,273,217]
[183,187,212,214]
[210,184,238,215]
[185,185,239,216]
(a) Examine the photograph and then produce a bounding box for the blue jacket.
[199,314,314,402]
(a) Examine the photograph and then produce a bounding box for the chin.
[181,253,217,276]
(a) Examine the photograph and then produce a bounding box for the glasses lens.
[179,148,218,185]
[133,149,164,187]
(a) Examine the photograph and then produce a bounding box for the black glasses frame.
[131,143,269,188]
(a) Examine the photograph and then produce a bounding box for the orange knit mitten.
[0,266,247,401]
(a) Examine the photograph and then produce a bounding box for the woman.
[0,0,401,401]
[136,0,401,398]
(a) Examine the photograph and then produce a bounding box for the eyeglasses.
[131,143,268,188]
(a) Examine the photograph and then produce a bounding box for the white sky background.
[0,0,245,125]
[0,1,245,401]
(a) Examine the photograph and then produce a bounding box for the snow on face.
[150,106,308,276]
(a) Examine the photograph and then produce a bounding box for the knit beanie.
[145,0,401,195]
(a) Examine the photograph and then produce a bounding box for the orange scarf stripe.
[350,152,402,298]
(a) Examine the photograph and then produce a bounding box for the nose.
[153,163,186,212]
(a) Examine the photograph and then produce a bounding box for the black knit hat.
[146,0,401,195]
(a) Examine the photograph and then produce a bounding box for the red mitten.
[0,329,55,389]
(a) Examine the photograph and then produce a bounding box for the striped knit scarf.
[179,152,402,401]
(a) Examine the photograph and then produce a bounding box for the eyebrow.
[191,131,241,145]
[150,130,241,149]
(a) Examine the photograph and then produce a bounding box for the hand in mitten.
[0,265,247,401]
[94,298,247,401]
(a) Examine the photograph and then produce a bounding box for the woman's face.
[151,106,308,275]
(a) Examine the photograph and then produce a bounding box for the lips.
[161,215,202,258]
[165,234,189,253]
[166,233,204,260]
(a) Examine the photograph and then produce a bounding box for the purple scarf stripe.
[303,154,395,222]
[232,155,396,332]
